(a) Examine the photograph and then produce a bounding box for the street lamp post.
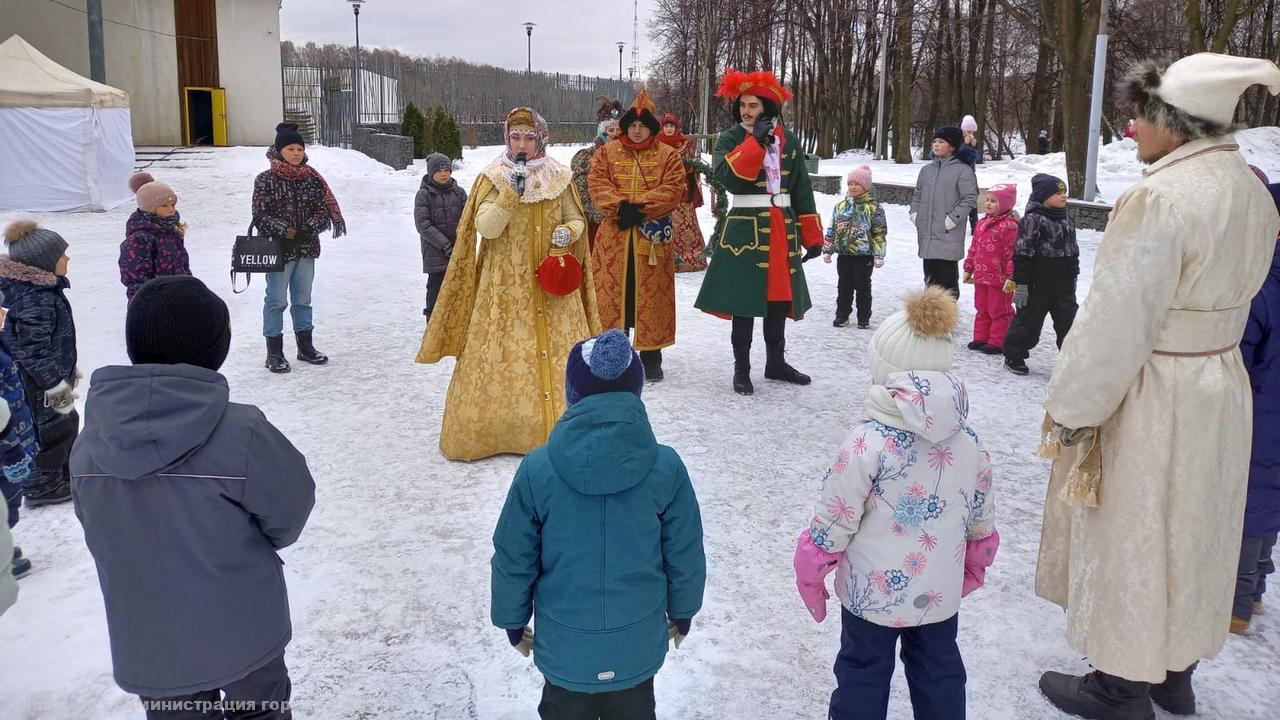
[348,0,365,130]
[1083,0,1111,201]
[616,42,625,84]
[522,22,536,73]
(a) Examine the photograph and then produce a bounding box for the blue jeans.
[262,259,315,337]
[830,609,966,720]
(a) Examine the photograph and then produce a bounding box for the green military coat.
[694,123,823,319]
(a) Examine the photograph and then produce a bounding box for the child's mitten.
[962,529,1001,598]
[44,381,77,415]
[3,455,34,484]
[793,529,841,622]
[1002,279,1016,294]
[873,257,884,269]
[963,272,974,284]
[667,616,691,649]
[1012,285,1028,309]
[506,627,535,657]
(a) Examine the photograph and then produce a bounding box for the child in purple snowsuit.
[120,172,190,301]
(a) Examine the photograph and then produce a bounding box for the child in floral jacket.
[962,183,1019,354]
[119,173,190,301]
[824,165,886,329]
[793,287,999,720]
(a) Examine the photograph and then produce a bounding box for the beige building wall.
[1,0,180,145]
[215,0,282,147]
[1,0,282,146]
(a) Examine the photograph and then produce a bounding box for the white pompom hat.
[869,286,959,385]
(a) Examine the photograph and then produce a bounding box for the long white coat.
[1036,136,1280,682]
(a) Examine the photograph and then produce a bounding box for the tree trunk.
[893,0,915,163]
[1026,38,1052,153]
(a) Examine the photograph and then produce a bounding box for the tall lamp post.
[522,22,536,73]
[1083,0,1110,201]
[616,42,625,84]
[348,0,365,130]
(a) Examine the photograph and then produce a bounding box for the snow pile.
[0,141,1276,719]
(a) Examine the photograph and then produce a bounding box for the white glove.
[909,212,917,225]
[513,627,535,657]
[551,225,573,248]
[507,163,529,190]
[944,216,957,231]
[45,380,78,415]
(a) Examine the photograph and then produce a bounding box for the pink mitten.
[961,529,1001,598]
[793,529,841,622]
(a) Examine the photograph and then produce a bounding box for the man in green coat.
[694,70,825,395]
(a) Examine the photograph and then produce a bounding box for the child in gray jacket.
[72,276,315,719]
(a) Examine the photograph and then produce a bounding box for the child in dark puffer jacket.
[1002,174,1079,375]
[0,221,78,509]
[119,172,190,301]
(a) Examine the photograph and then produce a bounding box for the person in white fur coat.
[1036,53,1280,720]
[793,286,999,720]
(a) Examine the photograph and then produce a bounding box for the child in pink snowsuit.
[793,287,999,720]
[962,183,1018,354]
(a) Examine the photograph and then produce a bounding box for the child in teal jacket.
[491,329,706,716]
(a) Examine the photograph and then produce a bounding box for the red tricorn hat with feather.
[716,69,793,105]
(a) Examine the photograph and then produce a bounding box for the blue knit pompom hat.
[565,329,644,406]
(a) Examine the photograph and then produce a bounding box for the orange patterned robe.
[587,136,686,350]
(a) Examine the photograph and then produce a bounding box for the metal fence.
[283,54,636,148]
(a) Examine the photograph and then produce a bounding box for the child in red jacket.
[962,183,1018,354]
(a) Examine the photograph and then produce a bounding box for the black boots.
[732,343,753,395]
[1039,671,1155,720]
[296,330,328,365]
[639,350,663,382]
[265,336,291,374]
[764,341,811,385]
[24,479,71,508]
[11,546,30,579]
[1150,663,1197,716]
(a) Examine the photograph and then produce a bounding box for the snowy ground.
[1,137,1278,720]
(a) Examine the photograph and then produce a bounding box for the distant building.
[0,0,283,146]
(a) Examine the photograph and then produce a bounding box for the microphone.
[514,152,528,196]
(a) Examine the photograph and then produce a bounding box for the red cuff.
[725,137,765,180]
[798,214,824,249]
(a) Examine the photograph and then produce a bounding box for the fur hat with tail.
[1122,54,1280,140]
[869,287,958,385]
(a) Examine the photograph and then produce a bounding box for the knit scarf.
[267,149,347,238]
[657,130,687,151]
[1027,201,1067,221]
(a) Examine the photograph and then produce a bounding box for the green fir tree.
[431,107,463,161]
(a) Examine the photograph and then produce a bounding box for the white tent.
[0,35,135,212]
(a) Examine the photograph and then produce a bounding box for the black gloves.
[751,117,777,146]
[617,201,647,230]
[802,245,822,263]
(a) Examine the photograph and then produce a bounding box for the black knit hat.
[933,126,964,151]
[1030,173,1068,204]
[126,276,231,372]
[273,122,305,151]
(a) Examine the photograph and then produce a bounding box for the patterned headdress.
[504,107,550,158]
[716,69,793,105]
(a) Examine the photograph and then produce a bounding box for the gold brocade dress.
[416,156,601,461]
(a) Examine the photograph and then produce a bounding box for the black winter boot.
[764,341,811,385]
[265,336,291,374]
[639,350,664,382]
[295,330,329,365]
[23,479,71,508]
[1038,671,1155,720]
[1150,663,1196,716]
[11,547,30,579]
[732,343,753,396]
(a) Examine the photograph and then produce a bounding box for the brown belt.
[1152,344,1238,357]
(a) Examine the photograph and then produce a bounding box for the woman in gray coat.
[910,127,978,299]
[414,153,468,321]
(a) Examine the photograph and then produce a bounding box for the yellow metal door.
[212,88,228,146]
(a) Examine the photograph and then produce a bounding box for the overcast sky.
[281,0,657,79]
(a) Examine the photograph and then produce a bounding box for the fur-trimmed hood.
[0,257,59,288]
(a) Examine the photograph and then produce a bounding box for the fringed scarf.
[1038,413,1102,507]
[266,149,347,238]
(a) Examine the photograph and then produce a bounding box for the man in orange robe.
[588,90,687,381]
